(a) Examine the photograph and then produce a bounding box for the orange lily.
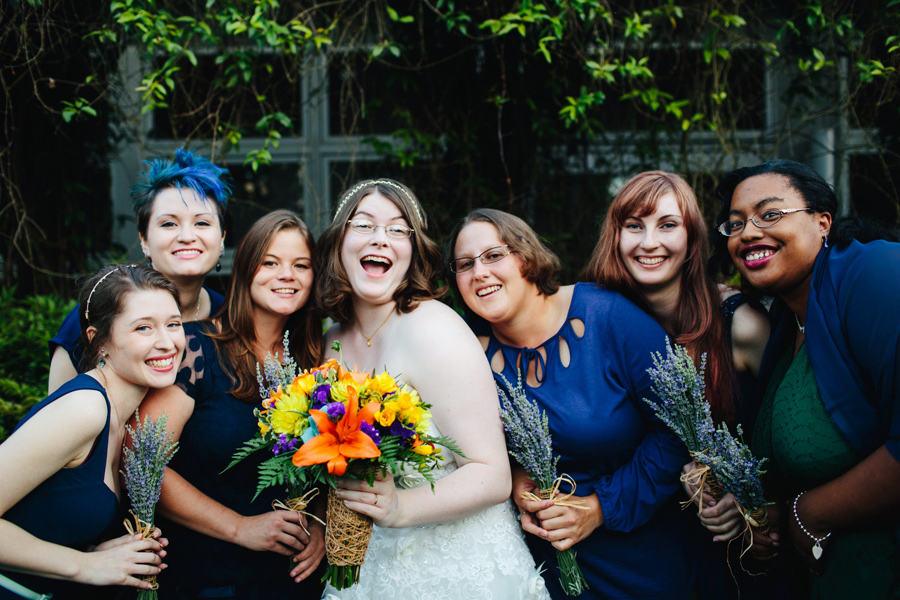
[292,387,381,475]
[340,365,369,385]
[310,358,341,376]
[263,386,284,409]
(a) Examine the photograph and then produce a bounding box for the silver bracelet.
[793,491,831,560]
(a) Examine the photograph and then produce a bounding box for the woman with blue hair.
[49,148,231,392]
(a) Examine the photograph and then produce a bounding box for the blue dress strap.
[719,292,747,348]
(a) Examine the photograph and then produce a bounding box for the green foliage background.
[0,289,77,442]
[2,0,899,296]
[0,1,898,429]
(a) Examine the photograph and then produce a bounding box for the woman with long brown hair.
[586,171,768,428]
[585,171,770,598]
[139,210,325,599]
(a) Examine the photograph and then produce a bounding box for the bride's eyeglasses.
[347,219,414,239]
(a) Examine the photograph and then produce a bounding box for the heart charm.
[812,543,823,560]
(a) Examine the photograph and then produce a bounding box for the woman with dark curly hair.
[715,159,900,599]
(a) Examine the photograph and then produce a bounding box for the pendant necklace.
[794,313,805,334]
[356,310,393,347]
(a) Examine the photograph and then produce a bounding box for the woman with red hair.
[586,171,770,597]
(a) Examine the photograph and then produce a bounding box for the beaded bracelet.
[793,491,831,560]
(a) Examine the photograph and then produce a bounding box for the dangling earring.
[822,235,829,248]
[216,261,222,273]
[145,253,153,269]
[99,350,106,369]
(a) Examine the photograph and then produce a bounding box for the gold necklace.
[356,310,393,347]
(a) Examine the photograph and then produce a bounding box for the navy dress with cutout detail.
[469,282,695,600]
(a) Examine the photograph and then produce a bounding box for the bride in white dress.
[314,179,549,600]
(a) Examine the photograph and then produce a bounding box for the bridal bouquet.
[228,337,460,590]
[642,339,725,504]
[121,409,179,600]
[496,371,589,596]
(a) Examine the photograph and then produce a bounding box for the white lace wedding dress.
[322,446,550,600]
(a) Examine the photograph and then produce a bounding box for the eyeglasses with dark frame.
[449,245,516,274]
[346,219,414,239]
[718,208,813,237]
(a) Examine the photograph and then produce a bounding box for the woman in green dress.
[714,159,900,599]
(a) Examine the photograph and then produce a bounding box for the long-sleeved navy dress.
[470,282,695,600]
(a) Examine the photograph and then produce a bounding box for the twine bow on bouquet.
[521,474,590,511]
[643,339,771,566]
[497,373,589,597]
[693,423,771,561]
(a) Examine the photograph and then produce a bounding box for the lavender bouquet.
[693,423,770,535]
[121,409,179,600]
[643,339,724,503]
[497,372,588,596]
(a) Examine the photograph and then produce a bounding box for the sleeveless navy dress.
[1,374,121,600]
[155,322,323,599]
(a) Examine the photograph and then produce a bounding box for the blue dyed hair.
[131,148,232,237]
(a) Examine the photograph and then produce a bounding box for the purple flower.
[273,434,290,455]
[323,401,346,421]
[389,420,416,441]
[359,421,381,446]
[311,384,331,408]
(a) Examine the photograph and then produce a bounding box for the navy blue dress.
[50,286,225,372]
[471,283,695,600]
[0,374,121,600]
[155,322,322,600]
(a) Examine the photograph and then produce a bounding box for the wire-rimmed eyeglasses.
[347,219,414,239]
[449,245,516,274]
[718,208,813,237]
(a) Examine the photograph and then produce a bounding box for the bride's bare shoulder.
[400,299,466,330]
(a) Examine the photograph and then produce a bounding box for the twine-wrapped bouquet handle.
[124,511,160,591]
[679,452,725,513]
[521,474,590,510]
[272,488,326,536]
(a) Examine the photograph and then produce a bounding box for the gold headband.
[84,268,119,323]
[333,179,422,224]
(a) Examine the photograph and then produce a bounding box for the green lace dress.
[753,343,900,599]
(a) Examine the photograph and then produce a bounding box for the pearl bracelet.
[793,492,831,560]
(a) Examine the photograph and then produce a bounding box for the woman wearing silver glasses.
[315,181,549,600]
[448,208,695,600]
[714,159,900,599]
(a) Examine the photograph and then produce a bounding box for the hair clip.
[333,180,422,224]
[84,268,120,324]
